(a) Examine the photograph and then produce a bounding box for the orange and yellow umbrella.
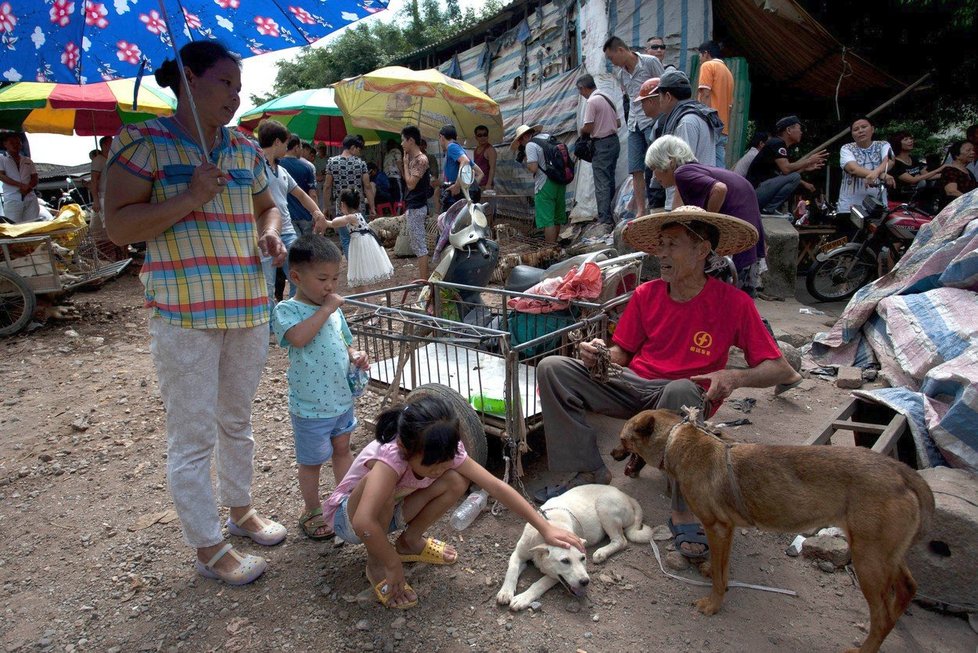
[0,80,176,136]
[333,67,503,145]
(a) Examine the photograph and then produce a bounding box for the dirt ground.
[2,254,976,653]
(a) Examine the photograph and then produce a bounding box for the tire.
[0,268,36,337]
[406,383,488,467]
[805,251,875,303]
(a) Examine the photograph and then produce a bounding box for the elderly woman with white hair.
[645,135,767,297]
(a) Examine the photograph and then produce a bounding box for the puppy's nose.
[580,577,590,587]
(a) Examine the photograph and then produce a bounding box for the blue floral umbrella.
[0,0,388,84]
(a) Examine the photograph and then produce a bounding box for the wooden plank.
[830,420,887,435]
[804,400,858,445]
[870,414,909,457]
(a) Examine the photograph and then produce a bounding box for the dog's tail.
[624,496,654,543]
[903,467,936,544]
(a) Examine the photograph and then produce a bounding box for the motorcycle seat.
[505,265,546,292]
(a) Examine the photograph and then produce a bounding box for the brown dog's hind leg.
[694,522,733,616]
[847,543,899,653]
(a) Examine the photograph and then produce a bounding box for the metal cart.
[344,252,644,477]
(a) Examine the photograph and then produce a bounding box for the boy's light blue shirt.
[271,299,354,419]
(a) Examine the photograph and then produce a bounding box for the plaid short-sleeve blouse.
[109,117,270,329]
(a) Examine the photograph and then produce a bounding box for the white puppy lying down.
[496,484,653,611]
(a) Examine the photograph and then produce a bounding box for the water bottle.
[449,489,488,531]
[347,363,369,397]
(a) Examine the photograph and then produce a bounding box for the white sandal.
[226,508,287,546]
[195,543,267,585]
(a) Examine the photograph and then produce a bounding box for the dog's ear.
[529,544,551,558]
[630,410,658,441]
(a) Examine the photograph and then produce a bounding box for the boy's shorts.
[332,495,407,544]
[290,407,357,466]
[534,179,568,228]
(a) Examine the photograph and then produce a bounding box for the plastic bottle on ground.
[449,489,489,530]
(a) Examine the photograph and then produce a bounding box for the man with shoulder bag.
[576,74,621,232]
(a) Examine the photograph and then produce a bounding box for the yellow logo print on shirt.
[690,331,712,356]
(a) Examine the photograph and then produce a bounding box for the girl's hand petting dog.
[542,524,586,552]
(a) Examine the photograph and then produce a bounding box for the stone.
[836,367,864,389]
[664,551,690,571]
[774,332,811,349]
[905,467,978,612]
[650,525,673,542]
[355,619,370,631]
[802,534,851,567]
[817,560,837,573]
[390,617,406,630]
[759,217,799,299]
[776,341,802,372]
[564,600,581,613]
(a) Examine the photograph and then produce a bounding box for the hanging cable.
[834,46,853,121]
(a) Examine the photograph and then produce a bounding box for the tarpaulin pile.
[810,191,978,473]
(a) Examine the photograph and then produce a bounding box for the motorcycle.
[805,192,933,302]
[419,164,499,323]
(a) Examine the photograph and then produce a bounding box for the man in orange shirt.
[697,41,734,168]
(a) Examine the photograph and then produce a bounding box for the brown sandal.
[299,507,334,540]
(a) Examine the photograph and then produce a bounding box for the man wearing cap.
[603,35,665,214]
[648,71,722,208]
[746,116,827,215]
[696,41,734,167]
[577,73,621,232]
[512,124,566,243]
[535,207,801,557]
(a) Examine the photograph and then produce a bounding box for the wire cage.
[344,252,644,476]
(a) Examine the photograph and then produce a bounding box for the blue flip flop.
[667,518,710,559]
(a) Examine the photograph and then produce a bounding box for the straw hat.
[510,124,542,150]
[623,205,758,256]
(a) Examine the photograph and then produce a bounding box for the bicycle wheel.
[805,251,874,303]
[0,268,36,336]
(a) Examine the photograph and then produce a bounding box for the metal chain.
[568,328,623,383]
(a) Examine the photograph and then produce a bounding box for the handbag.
[573,93,616,163]
[573,135,595,163]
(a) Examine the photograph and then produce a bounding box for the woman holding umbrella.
[104,41,288,586]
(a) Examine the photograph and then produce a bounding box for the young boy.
[255,120,326,300]
[271,234,369,539]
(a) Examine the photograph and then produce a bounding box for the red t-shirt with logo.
[612,278,781,389]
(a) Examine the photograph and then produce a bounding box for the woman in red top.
[940,140,977,208]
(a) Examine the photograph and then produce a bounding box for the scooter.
[418,164,499,323]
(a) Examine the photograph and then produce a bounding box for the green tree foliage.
[254,0,501,105]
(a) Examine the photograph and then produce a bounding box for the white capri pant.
[149,318,269,548]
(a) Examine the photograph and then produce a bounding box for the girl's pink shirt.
[322,440,468,526]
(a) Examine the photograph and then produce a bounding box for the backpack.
[529,135,574,185]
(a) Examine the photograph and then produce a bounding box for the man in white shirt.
[577,73,621,230]
[604,36,664,214]
[0,132,40,224]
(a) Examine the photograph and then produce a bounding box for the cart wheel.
[406,383,488,467]
[0,268,36,337]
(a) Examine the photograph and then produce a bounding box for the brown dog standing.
[611,409,935,653]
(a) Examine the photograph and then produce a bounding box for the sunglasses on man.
[648,44,665,50]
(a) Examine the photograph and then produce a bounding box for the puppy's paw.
[592,550,607,564]
[496,589,513,606]
[508,592,534,612]
[694,596,723,616]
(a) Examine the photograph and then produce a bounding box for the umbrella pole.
[156,0,210,158]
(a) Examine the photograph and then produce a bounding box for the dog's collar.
[540,506,583,534]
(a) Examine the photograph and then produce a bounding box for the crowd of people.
[17,31,971,611]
